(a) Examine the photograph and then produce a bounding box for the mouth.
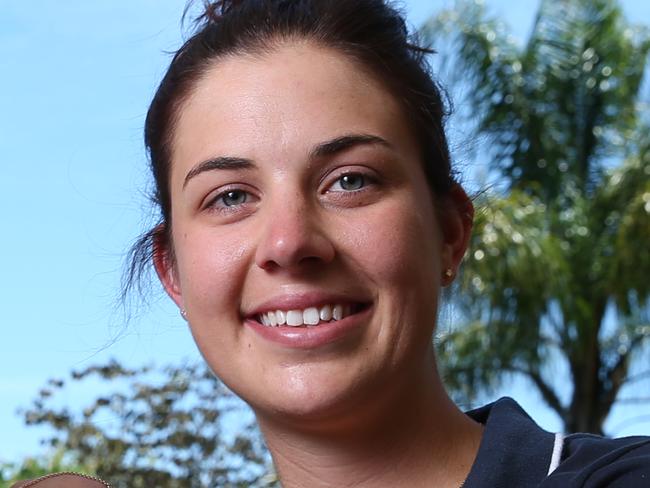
[243,296,373,348]
[255,302,370,328]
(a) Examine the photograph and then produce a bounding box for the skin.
[155,41,481,487]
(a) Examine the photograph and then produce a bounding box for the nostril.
[258,259,280,272]
[299,254,328,265]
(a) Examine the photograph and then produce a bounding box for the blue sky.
[2,0,649,464]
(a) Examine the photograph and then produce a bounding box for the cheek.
[340,197,441,288]
[337,195,442,366]
[174,224,252,314]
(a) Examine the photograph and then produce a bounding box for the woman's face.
[157,42,467,424]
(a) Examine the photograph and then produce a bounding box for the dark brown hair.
[124,0,455,296]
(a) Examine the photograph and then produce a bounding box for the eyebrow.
[309,133,393,159]
[182,133,392,189]
[183,157,254,189]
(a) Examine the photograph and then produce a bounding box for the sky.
[2,0,650,465]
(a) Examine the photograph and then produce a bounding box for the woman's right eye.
[204,188,255,212]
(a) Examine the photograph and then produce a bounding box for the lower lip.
[244,306,371,349]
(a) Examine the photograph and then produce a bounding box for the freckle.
[248,343,251,349]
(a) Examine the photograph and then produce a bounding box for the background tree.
[11,360,278,488]
[1,450,93,488]
[427,0,650,434]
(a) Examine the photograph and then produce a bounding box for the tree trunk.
[566,396,605,436]
[565,300,609,435]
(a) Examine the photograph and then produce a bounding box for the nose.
[254,194,335,272]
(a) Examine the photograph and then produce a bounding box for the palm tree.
[426,0,650,434]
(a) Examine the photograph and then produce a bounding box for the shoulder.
[464,397,650,488]
[543,433,650,487]
[463,397,557,487]
[10,473,110,488]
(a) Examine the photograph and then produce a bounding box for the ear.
[152,225,184,308]
[438,184,474,282]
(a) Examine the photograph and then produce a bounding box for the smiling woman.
[138,3,482,486]
[16,0,649,487]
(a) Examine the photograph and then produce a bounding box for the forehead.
[170,41,418,172]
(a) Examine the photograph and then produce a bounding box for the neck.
[256,362,483,488]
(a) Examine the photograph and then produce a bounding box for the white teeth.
[319,304,332,321]
[286,310,303,327]
[276,310,286,325]
[303,307,319,325]
[332,304,343,321]
[268,311,277,326]
[257,303,359,327]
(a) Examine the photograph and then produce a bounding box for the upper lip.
[243,291,371,318]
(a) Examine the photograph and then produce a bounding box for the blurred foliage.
[427,0,650,434]
[0,450,91,487]
[11,360,278,488]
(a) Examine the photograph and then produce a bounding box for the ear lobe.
[152,225,183,307]
[440,184,474,273]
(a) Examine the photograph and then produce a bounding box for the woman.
[144,0,481,486]
[15,0,649,486]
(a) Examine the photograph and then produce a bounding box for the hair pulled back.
[125,0,455,295]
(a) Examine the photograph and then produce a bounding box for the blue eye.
[334,173,366,191]
[220,190,248,207]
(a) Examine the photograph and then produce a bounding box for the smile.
[245,300,372,349]
[257,304,357,327]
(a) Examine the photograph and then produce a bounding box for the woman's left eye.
[220,190,248,207]
[329,173,367,192]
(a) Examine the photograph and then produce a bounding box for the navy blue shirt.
[463,397,650,487]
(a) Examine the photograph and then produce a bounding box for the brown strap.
[11,473,111,488]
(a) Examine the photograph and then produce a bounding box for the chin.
[241,359,395,432]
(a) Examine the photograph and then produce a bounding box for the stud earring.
[180,309,188,321]
[443,268,455,285]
